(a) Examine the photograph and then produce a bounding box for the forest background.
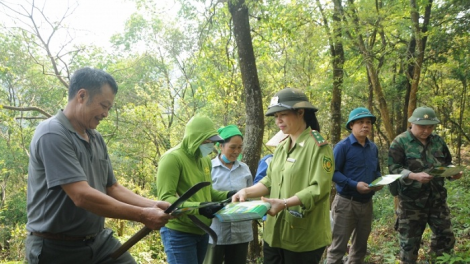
[0,0,469,263]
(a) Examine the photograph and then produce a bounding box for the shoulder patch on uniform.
[311,130,328,147]
[322,155,333,173]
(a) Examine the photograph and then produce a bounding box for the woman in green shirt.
[232,88,334,264]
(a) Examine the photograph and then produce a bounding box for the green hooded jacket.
[156,116,228,235]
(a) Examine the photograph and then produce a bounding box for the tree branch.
[1,105,52,118]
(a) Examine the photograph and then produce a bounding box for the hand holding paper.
[428,166,465,178]
[368,174,402,187]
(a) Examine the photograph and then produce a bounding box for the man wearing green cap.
[327,107,383,264]
[388,106,463,264]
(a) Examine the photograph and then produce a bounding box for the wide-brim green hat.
[346,107,376,130]
[408,106,440,125]
[265,88,318,116]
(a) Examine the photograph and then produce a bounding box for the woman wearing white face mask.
[156,115,233,264]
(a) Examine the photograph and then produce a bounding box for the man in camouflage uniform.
[388,106,463,264]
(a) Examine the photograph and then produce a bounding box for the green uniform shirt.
[156,116,227,235]
[260,128,334,252]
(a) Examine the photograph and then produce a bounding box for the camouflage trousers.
[395,198,455,264]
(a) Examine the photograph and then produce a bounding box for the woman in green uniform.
[232,87,334,264]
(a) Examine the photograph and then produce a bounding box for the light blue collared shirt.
[209,155,253,245]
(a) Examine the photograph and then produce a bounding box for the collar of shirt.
[212,154,240,170]
[280,128,313,153]
[347,133,370,147]
[57,110,97,140]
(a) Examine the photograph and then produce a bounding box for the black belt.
[30,232,96,241]
[338,194,371,203]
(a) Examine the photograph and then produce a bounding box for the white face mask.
[199,143,214,157]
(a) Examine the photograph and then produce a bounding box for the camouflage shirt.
[388,130,452,208]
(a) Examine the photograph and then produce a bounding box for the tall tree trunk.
[407,0,432,120]
[366,62,395,140]
[229,0,264,259]
[401,38,415,132]
[367,72,375,142]
[345,0,395,140]
[316,0,345,146]
[456,77,467,165]
[316,0,345,207]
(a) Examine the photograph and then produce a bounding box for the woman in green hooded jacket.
[157,115,232,264]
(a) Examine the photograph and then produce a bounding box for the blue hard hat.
[346,107,376,130]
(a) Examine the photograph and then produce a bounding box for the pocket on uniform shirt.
[281,212,309,243]
[432,150,447,164]
[405,153,423,172]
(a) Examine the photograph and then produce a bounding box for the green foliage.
[366,190,400,264]
[106,219,167,263]
[1,0,470,261]
[366,171,470,263]
[436,253,470,264]
[0,223,27,261]
[0,189,27,228]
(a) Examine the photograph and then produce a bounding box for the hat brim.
[265,106,290,116]
[266,130,288,147]
[346,115,376,131]
[208,134,224,143]
[265,101,317,116]
[408,118,439,125]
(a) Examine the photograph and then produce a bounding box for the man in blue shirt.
[326,107,383,264]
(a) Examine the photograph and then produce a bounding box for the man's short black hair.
[68,67,118,101]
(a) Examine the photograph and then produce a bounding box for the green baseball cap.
[408,106,440,125]
[346,107,376,131]
[265,88,318,116]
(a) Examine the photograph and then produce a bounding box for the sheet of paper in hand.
[428,166,465,177]
[369,174,402,187]
[214,200,271,223]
